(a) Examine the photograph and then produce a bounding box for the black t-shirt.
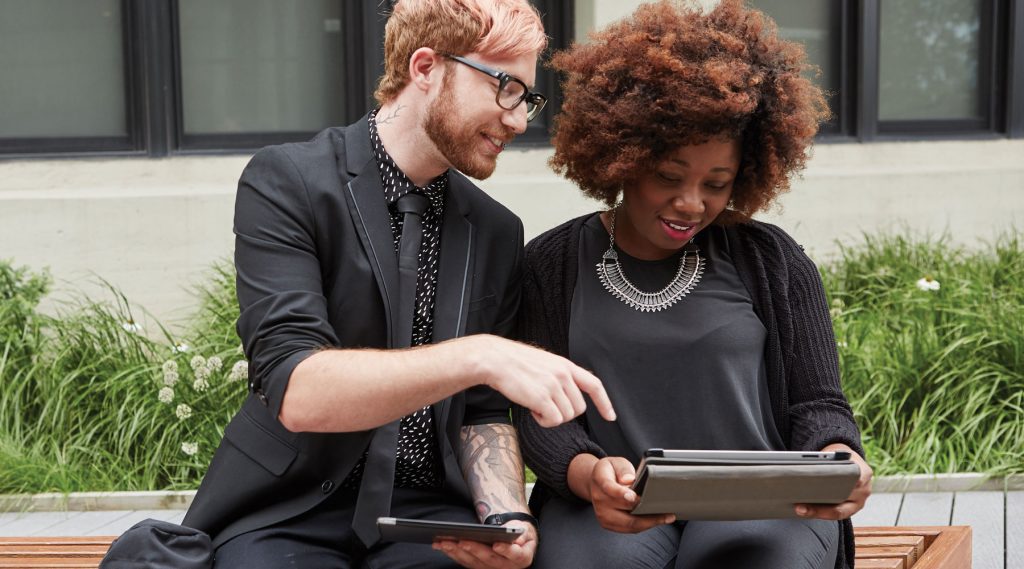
[570,213,785,464]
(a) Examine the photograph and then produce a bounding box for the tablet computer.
[643,448,851,465]
[376,517,525,544]
[630,449,860,520]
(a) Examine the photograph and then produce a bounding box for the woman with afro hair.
[512,1,871,568]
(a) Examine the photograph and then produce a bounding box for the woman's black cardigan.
[512,213,865,569]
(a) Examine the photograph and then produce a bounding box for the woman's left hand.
[794,443,873,520]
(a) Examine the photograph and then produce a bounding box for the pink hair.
[374,0,548,104]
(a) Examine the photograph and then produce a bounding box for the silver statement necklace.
[596,207,704,313]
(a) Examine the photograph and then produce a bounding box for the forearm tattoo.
[459,423,528,520]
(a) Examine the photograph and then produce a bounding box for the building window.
[582,0,1023,141]
[879,0,983,122]
[755,0,1012,140]
[2,0,1020,157]
[176,0,347,149]
[0,0,135,154]
[751,0,845,135]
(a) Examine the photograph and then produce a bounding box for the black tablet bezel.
[376,517,525,544]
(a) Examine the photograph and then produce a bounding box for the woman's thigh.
[533,495,682,569]
[674,519,838,569]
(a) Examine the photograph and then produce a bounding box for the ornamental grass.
[823,232,1024,475]
[0,262,245,493]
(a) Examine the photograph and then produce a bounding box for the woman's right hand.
[569,454,676,533]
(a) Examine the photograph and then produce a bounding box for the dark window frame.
[795,0,853,139]
[1007,0,1024,137]
[170,0,359,154]
[864,0,1006,139]
[768,0,1019,142]
[0,0,145,158]
[513,0,572,146]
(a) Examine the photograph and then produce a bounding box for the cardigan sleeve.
[772,227,865,457]
[512,219,608,501]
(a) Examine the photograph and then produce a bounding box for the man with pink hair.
[182,1,615,567]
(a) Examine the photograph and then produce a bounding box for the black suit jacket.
[183,116,524,548]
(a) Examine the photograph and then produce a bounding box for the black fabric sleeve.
[512,220,608,500]
[233,146,340,421]
[770,226,865,458]
[462,219,526,427]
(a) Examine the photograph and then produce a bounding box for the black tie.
[351,191,430,547]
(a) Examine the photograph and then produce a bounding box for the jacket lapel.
[432,179,474,344]
[338,117,402,348]
[432,176,475,445]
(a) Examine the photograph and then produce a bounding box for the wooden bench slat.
[0,561,101,568]
[0,539,115,546]
[855,545,918,569]
[0,537,110,569]
[912,526,972,569]
[857,535,927,560]
[0,547,110,557]
[857,559,905,569]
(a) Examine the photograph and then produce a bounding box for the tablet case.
[630,461,860,520]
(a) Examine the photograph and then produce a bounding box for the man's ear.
[408,47,446,94]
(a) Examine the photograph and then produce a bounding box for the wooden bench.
[855,526,972,569]
[0,537,115,568]
[0,526,971,568]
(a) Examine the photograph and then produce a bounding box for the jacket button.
[256,390,269,407]
[321,480,334,494]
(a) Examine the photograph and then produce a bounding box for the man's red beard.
[423,74,510,180]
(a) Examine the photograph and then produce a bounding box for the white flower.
[829,307,843,319]
[189,355,207,372]
[122,320,142,334]
[915,276,941,291]
[836,341,849,349]
[173,343,190,353]
[194,365,211,381]
[163,370,179,387]
[228,360,248,382]
[876,266,893,278]
[162,360,178,373]
[192,377,210,392]
[175,404,193,420]
[158,387,174,404]
[206,356,223,373]
[181,442,198,456]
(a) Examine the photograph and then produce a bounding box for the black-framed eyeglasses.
[443,54,547,122]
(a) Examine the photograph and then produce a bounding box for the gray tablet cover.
[631,462,860,520]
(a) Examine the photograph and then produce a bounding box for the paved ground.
[1,491,1020,568]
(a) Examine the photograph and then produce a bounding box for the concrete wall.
[2,138,1022,327]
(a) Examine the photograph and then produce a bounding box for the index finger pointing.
[573,367,616,421]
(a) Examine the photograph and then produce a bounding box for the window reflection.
[879,0,982,121]
[177,0,345,135]
[0,0,125,138]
